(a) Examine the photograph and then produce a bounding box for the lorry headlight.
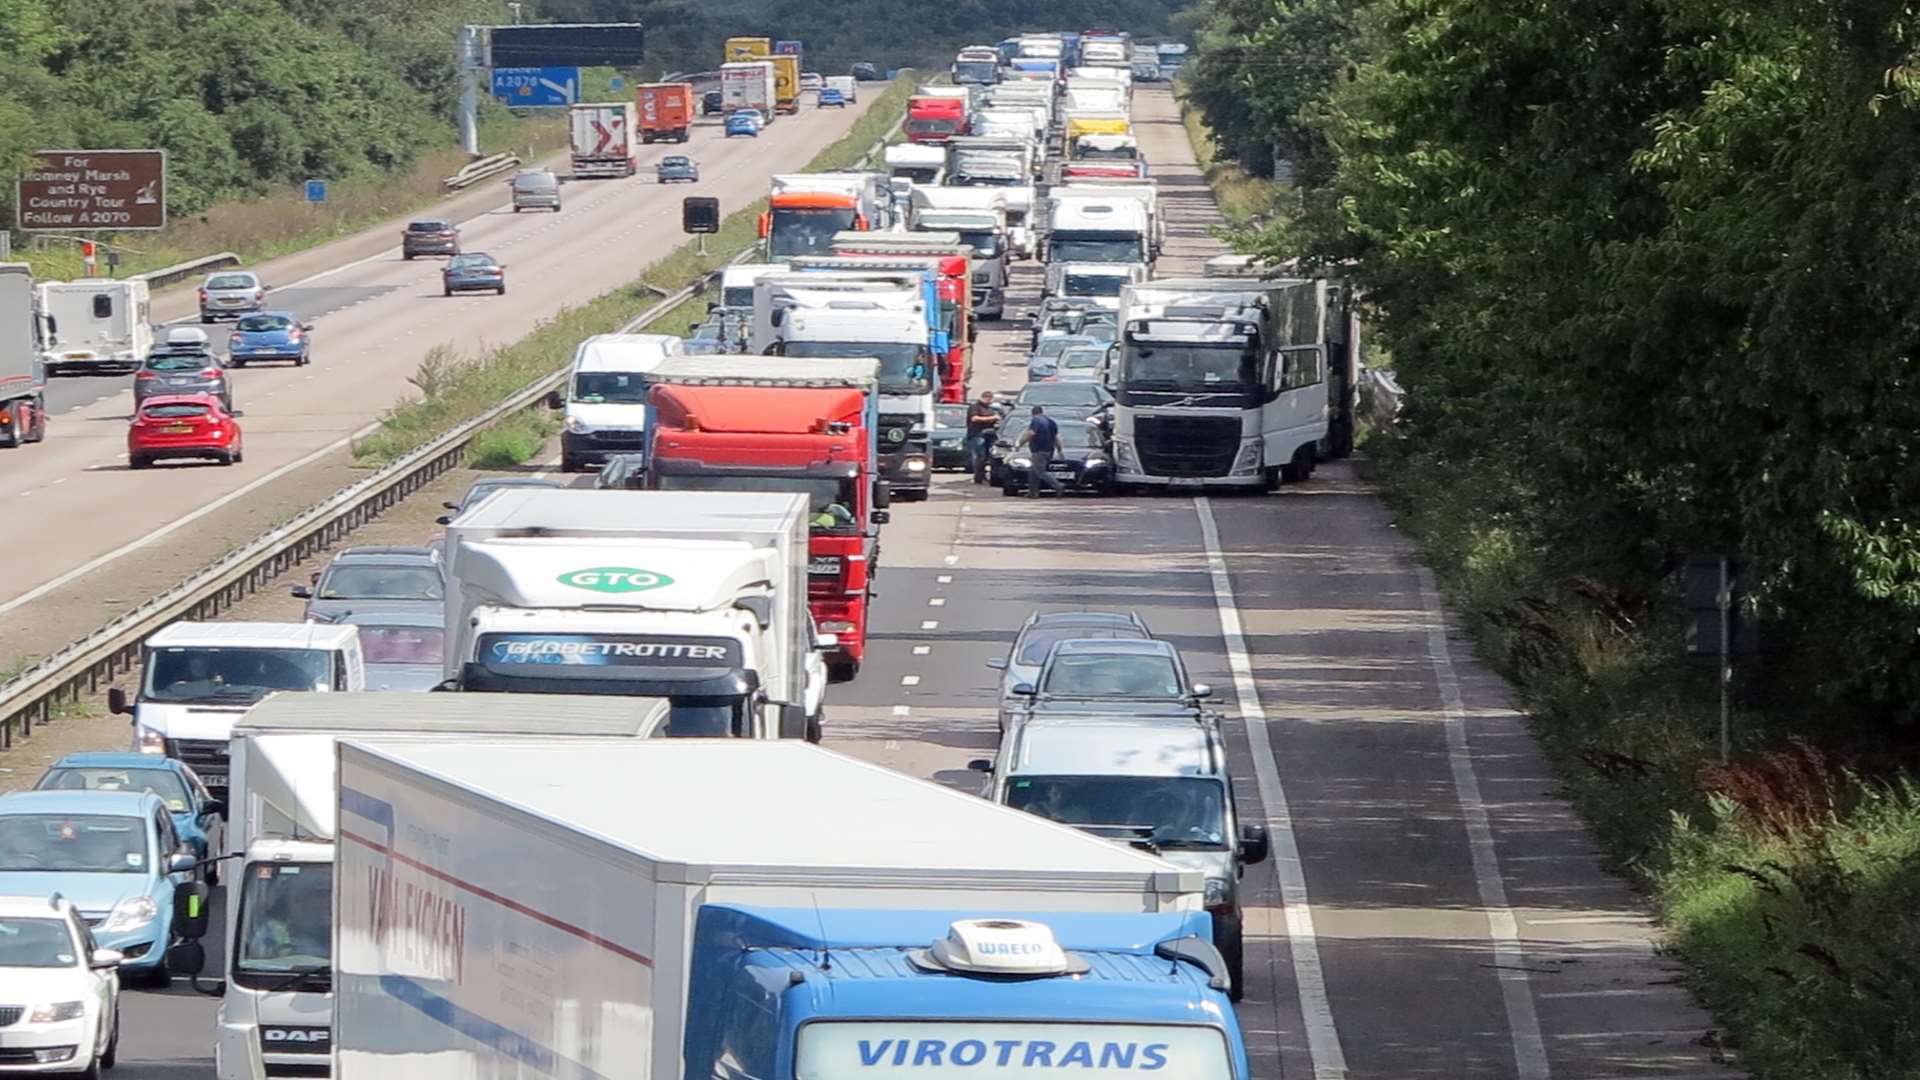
[1009,456,1031,468]
[135,726,167,754]
[28,1001,85,1024]
[100,895,158,933]
[1232,438,1264,473]
[564,416,588,434]
[905,457,928,472]
[1113,439,1139,470]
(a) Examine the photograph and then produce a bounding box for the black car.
[930,404,971,470]
[991,415,1112,495]
[402,219,460,259]
[702,90,725,115]
[851,62,881,81]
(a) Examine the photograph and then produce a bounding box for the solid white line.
[1417,565,1550,1080]
[0,420,381,617]
[1536,988,1667,999]
[1192,496,1347,1079]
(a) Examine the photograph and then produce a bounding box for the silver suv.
[510,169,561,212]
[198,270,265,323]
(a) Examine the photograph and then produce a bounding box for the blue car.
[0,790,197,984]
[225,311,311,367]
[819,88,847,108]
[725,109,764,138]
[35,752,227,881]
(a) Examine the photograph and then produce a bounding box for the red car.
[127,393,243,469]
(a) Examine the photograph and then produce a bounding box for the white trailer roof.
[352,741,1188,881]
[449,489,804,534]
[641,355,879,388]
[239,692,671,735]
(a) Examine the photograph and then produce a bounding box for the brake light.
[201,369,221,379]
[287,329,302,341]
[135,371,155,380]
[253,290,264,300]
[229,334,243,347]
[197,289,208,302]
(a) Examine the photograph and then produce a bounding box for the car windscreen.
[1014,625,1145,666]
[0,814,148,873]
[1066,273,1126,296]
[0,918,78,967]
[1040,650,1183,697]
[573,371,648,403]
[235,315,293,333]
[355,625,446,666]
[768,207,860,259]
[206,274,255,290]
[141,403,212,420]
[142,646,336,703]
[512,173,553,190]
[1059,349,1105,369]
[780,341,931,396]
[934,405,969,428]
[1005,775,1228,849]
[317,565,443,601]
[37,767,193,811]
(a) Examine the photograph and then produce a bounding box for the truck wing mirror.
[967,758,994,773]
[172,880,212,941]
[870,509,891,526]
[984,656,1007,670]
[873,482,893,509]
[107,687,130,716]
[201,798,227,819]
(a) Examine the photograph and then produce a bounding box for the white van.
[37,280,152,375]
[545,333,685,471]
[106,622,366,792]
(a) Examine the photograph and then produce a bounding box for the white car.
[0,895,120,1076]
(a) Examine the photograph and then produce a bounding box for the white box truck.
[0,263,49,448]
[442,489,828,739]
[568,101,638,178]
[107,622,367,791]
[38,279,152,375]
[187,692,671,1080]
[720,61,778,119]
[332,740,1253,1080]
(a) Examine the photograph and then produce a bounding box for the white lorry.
[108,622,366,792]
[0,263,48,449]
[37,279,151,375]
[199,693,673,1080]
[1110,277,1333,489]
[1045,193,1153,267]
[824,74,858,103]
[752,272,938,498]
[442,488,829,739]
[332,739,1254,1080]
[568,101,638,178]
[720,60,778,119]
[908,188,1012,316]
[884,143,947,186]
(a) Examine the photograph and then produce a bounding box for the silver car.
[292,546,444,623]
[987,611,1153,728]
[198,271,266,323]
[510,168,562,212]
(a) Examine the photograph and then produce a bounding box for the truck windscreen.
[796,1021,1234,1077]
[1049,233,1140,263]
[952,61,999,84]
[1122,340,1260,396]
[1065,274,1126,297]
[782,341,931,396]
[234,861,332,987]
[770,207,859,259]
[143,647,336,703]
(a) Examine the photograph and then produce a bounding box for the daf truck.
[0,263,49,448]
[331,739,1252,1080]
[442,489,828,738]
[793,251,973,404]
[195,693,672,1080]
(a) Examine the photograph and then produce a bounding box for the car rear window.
[206,274,255,290]
[448,253,492,269]
[236,315,292,332]
[512,173,554,190]
[408,221,451,233]
[146,355,212,372]
[143,403,211,419]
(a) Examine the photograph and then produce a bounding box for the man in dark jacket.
[1017,405,1064,498]
[966,391,1001,483]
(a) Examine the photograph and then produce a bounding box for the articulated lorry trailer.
[568,101,638,178]
[0,263,49,448]
[332,740,1252,1080]
[193,693,673,1080]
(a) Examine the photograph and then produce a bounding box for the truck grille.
[0,1006,21,1028]
[170,737,231,782]
[1134,415,1243,477]
[878,414,920,450]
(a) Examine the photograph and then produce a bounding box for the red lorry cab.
[645,367,883,681]
[906,96,969,143]
[794,252,973,404]
[636,82,695,143]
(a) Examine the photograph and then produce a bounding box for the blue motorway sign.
[304,179,326,204]
[491,66,579,108]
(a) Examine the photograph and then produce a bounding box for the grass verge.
[1174,86,1281,230]
[16,110,566,284]
[352,73,917,470]
[1372,439,1920,1078]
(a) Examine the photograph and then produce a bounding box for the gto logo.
[264,1028,329,1045]
[556,567,673,593]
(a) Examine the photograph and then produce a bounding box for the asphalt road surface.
[84,87,1743,1080]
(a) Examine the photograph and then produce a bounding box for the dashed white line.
[927,597,946,607]
[936,575,952,584]
[912,645,931,656]
[891,705,911,717]
[920,620,939,630]
[900,675,920,687]
[1193,496,1347,1079]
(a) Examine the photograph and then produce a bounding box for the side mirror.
[167,851,198,873]
[290,584,312,599]
[443,500,461,511]
[230,409,245,418]
[870,509,891,525]
[201,799,227,819]
[985,657,1008,670]
[1238,823,1271,866]
[873,483,892,509]
[173,880,212,940]
[1191,683,1212,700]
[967,758,994,773]
[165,940,206,980]
[435,515,453,526]
[689,323,702,332]
[301,323,314,332]
[107,688,130,716]
[89,948,124,971]
[757,211,771,239]
[545,389,565,410]
[815,633,841,649]
[1011,682,1036,697]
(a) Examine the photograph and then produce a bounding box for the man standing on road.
[1017,405,1063,498]
[966,391,1000,484]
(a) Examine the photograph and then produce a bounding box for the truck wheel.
[100,1004,117,1068]
[560,452,581,473]
[127,455,148,470]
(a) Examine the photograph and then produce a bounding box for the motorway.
[0,95,875,666]
[27,88,1743,1080]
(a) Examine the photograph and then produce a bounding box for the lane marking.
[0,420,381,616]
[1417,565,1549,1079]
[1537,988,1667,1000]
[920,620,939,630]
[891,705,910,717]
[912,645,931,656]
[927,597,945,607]
[900,675,920,687]
[936,575,952,584]
[1193,496,1347,1079]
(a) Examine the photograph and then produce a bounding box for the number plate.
[1049,461,1075,472]
[809,556,843,576]
[161,425,193,434]
[202,774,227,789]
